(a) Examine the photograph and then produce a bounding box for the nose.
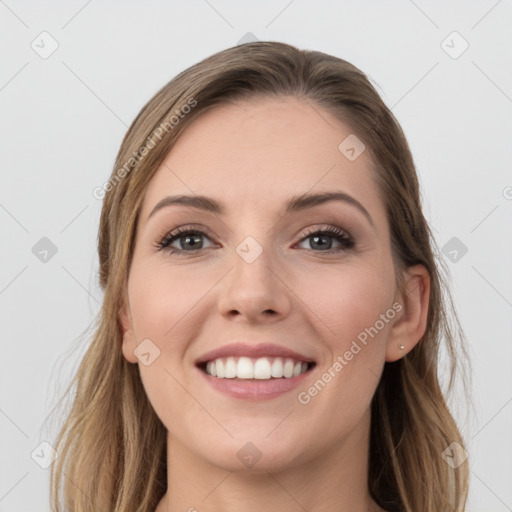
[217,243,292,323]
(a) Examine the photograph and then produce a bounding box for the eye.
[155,224,355,256]
[296,226,355,253]
[156,225,216,255]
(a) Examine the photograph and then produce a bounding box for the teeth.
[206,361,216,377]
[216,358,225,378]
[237,357,254,379]
[225,357,237,378]
[283,359,294,378]
[254,358,271,379]
[204,356,311,379]
[270,358,283,378]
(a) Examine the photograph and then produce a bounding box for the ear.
[119,301,138,364]
[386,264,430,362]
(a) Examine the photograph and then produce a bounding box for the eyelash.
[155,224,355,256]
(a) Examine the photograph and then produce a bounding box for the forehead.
[139,96,385,223]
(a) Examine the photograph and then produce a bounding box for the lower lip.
[196,366,314,400]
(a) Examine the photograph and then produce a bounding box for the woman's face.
[121,96,404,472]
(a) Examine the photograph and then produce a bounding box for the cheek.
[127,261,220,339]
[296,260,396,348]
[291,262,394,433]
[125,263,218,416]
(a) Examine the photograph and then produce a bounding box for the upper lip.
[195,342,316,366]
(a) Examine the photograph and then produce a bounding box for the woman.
[50,41,470,511]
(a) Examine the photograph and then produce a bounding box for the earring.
[398,344,405,350]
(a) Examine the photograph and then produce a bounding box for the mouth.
[195,349,317,400]
[197,356,317,380]
[194,342,317,400]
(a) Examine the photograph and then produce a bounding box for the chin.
[191,431,310,474]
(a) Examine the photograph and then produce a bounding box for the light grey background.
[1,1,511,510]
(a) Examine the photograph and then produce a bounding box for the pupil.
[312,235,332,250]
[183,234,202,249]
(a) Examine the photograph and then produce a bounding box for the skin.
[120,96,430,512]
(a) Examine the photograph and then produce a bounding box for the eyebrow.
[147,191,374,226]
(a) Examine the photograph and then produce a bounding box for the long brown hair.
[49,41,470,511]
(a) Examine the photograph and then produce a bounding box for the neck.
[155,408,385,512]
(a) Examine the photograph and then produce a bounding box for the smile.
[201,356,315,380]
[194,342,317,400]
